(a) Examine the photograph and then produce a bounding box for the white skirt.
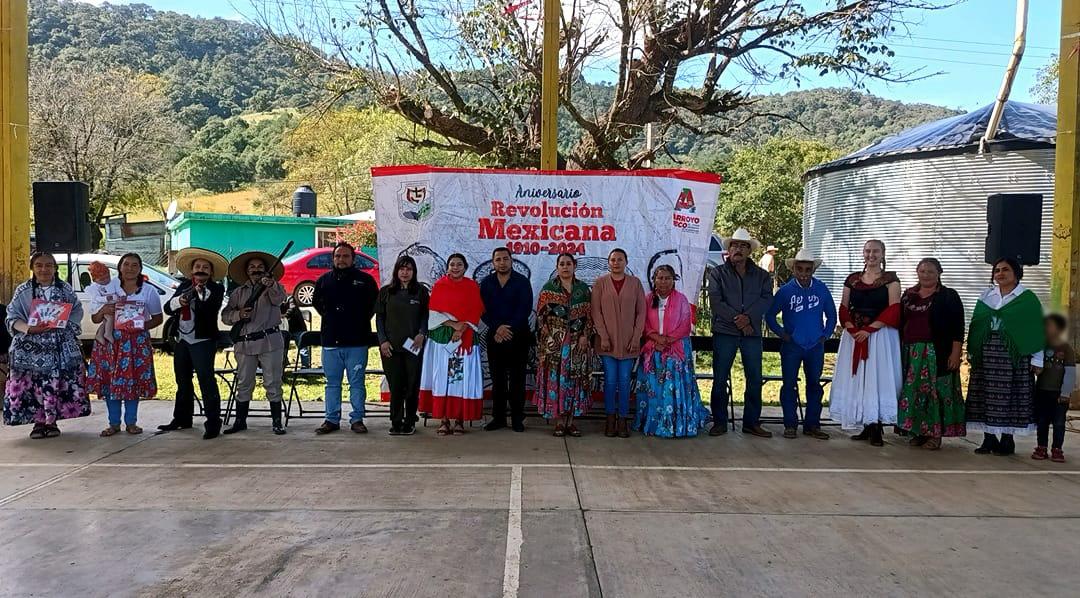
[828,328,903,429]
[419,339,484,401]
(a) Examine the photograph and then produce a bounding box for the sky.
[74,0,1063,111]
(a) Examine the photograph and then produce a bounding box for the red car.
[280,247,380,306]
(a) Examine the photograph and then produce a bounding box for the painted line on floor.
[502,466,523,598]
[0,462,1078,476]
[0,462,96,508]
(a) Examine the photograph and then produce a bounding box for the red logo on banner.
[674,188,695,212]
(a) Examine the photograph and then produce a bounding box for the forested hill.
[28,0,318,130]
[675,88,962,157]
[29,0,960,158]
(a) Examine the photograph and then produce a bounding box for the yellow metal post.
[1051,0,1079,343]
[0,0,30,301]
[540,0,559,170]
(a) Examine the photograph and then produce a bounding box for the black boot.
[850,425,872,441]
[993,433,1015,456]
[974,432,998,454]
[203,419,221,440]
[270,401,287,435]
[869,423,884,447]
[223,402,249,435]
[157,420,193,432]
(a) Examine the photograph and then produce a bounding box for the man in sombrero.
[158,248,228,439]
[765,248,836,440]
[221,250,289,435]
[706,227,774,438]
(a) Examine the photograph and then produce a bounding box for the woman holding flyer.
[87,253,163,436]
[3,252,91,438]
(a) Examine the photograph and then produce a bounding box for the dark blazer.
[901,285,964,375]
[164,279,226,342]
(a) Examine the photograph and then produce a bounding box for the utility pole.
[0,0,30,302]
[1052,0,1079,355]
[540,0,559,170]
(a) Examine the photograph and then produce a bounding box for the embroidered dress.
[418,275,485,421]
[635,290,708,437]
[86,283,161,401]
[3,280,91,426]
[898,291,965,438]
[533,278,594,418]
[965,286,1044,435]
[828,272,903,429]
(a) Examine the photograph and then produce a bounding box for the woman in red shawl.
[418,253,485,436]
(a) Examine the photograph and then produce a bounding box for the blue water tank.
[292,185,317,217]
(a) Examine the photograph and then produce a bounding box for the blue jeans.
[322,346,369,424]
[779,342,825,429]
[601,356,635,416]
[105,399,139,427]
[710,334,763,428]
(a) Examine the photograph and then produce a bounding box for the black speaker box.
[985,193,1042,266]
[33,181,93,253]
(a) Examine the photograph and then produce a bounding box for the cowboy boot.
[223,402,248,435]
[604,414,617,438]
[270,401,287,435]
[617,416,631,439]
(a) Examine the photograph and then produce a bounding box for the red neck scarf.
[428,275,485,352]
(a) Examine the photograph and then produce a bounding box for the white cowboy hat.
[765,245,779,253]
[176,247,229,281]
[722,227,761,252]
[228,251,285,283]
[785,247,824,270]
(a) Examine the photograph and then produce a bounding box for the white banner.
[371,166,721,303]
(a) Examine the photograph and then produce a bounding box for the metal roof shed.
[802,101,1056,316]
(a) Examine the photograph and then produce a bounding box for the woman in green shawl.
[965,257,1045,456]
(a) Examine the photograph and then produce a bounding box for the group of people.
[712,228,1075,462]
[2,229,1075,463]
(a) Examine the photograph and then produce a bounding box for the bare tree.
[253,0,947,169]
[29,63,184,247]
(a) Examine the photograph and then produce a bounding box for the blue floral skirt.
[634,338,709,438]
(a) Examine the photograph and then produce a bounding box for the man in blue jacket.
[313,242,379,435]
[707,227,774,438]
[765,248,837,440]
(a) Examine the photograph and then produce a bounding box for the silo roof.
[805,100,1056,177]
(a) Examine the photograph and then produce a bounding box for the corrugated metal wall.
[803,149,1055,318]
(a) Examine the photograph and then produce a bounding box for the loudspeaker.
[33,181,93,253]
[985,193,1042,265]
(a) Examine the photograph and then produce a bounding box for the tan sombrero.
[722,227,761,252]
[176,248,229,280]
[228,251,285,283]
[785,247,823,270]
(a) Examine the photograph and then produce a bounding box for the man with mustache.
[159,248,228,438]
[221,251,289,435]
[707,227,774,438]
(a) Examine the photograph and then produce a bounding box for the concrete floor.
[1,401,1078,597]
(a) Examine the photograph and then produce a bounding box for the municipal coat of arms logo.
[399,181,433,222]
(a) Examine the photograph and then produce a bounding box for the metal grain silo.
[802,101,1055,317]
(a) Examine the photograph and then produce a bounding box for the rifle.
[229,241,294,344]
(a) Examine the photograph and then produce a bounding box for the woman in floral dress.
[4,252,91,438]
[897,258,966,450]
[86,253,163,436]
[635,265,708,438]
[533,253,594,437]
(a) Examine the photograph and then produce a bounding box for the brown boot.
[618,416,631,438]
[604,414,617,437]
